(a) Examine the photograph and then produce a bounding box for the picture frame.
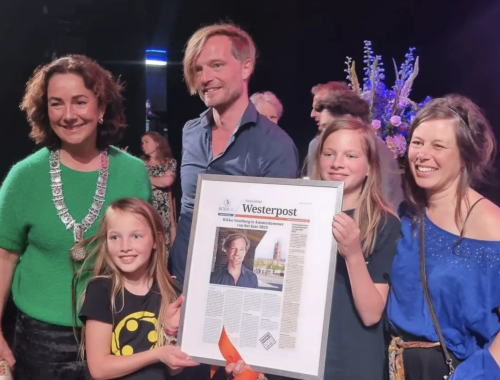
[178,174,344,380]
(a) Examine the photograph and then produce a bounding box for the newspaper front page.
[180,177,342,380]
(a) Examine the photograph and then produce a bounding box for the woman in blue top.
[451,331,500,380]
[387,94,500,380]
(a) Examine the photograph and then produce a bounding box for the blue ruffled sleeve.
[451,347,500,380]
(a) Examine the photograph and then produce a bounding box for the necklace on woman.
[50,149,109,262]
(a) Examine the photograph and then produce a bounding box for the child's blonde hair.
[73,198,180,357]
[311,115,396,256]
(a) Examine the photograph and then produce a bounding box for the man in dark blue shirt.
[169,23,298,284]
[210,234,258,288]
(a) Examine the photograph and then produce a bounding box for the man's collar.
[200,102,259,131]
[239,102,259,127]
[226,264,250,276]
[240,264,251,276]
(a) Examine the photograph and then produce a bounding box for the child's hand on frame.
[157,345,199,374]
[225,360,267,380]
[163,295,184,333]
[333,212,363,261]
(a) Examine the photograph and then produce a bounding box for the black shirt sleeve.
[367,213,401,284]
[79,277,113,325]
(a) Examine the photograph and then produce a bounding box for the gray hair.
[250,91,284,120]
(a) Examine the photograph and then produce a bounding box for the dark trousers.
[2,297,16,346]
[402,344,462,380]
[13,311,85,380]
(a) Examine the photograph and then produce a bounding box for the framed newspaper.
[178,174,344,380]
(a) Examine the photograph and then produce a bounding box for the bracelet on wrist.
[164,334,177,346]
[163,329,178,346]
[164,328,178,337]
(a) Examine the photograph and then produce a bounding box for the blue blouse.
[388,209,500,360]
[451,348,500,380]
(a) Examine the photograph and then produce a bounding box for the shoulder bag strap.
[419,216,455,379]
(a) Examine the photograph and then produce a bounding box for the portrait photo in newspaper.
[209,227,288,292]
[178,175,344,380]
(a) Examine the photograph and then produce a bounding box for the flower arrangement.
[344,41,431,158]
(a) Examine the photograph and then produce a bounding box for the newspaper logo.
[259,332,276,350]
[219,198,234,216]
[219,199,234,213]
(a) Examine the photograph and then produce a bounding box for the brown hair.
[315,90,370,123]
[311,116,396,256]
[183,23,257,95]
[142,132,173,162]
[404,94,496,228]
[222,233,251,252]
[21,54,126,150]
[311,81,350,96]
[74,198,180,357]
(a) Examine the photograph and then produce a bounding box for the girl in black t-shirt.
[309,116,400,380]
[228,116,401,380]
[75,198,199,380]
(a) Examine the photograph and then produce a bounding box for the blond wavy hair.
[311,116,396,256]
[183,23,257,95]
[73,198,180,358]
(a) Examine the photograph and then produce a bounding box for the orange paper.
[210,327,259,380]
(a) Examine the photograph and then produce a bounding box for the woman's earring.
[99,118,104,125]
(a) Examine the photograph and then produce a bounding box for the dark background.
[1,0,499,205]
[1,0,499,348]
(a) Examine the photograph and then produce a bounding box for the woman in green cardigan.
[0,55,152,380]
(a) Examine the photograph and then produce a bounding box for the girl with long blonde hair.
[76,198,198,379]
[311,115,400,380]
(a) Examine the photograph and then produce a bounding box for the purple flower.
[385,135,407,158]
[390,115,402,126]
[399,122,408,132]
[371,119,382,129]
[398,98,408,108]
